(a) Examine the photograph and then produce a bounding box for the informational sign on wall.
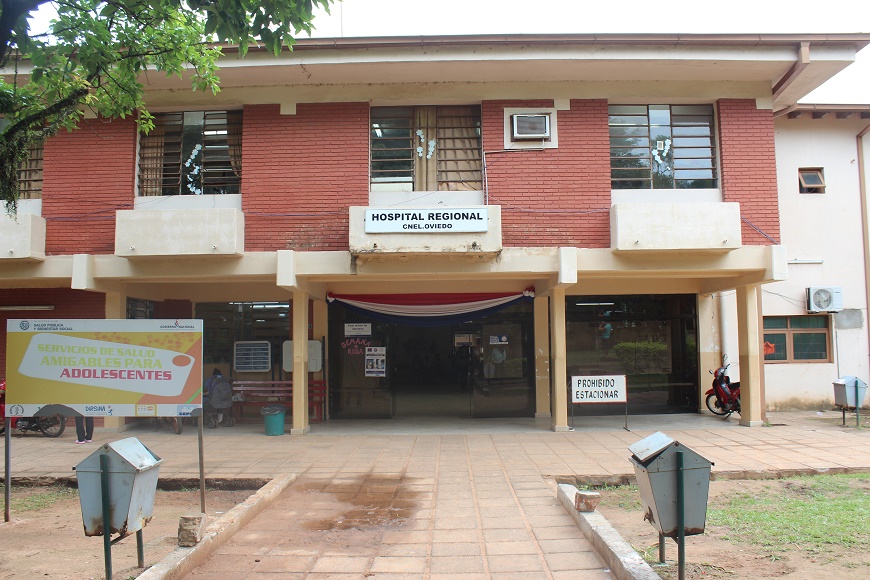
[365,346,386,377]
[5,319,203,417]
[571,375,627,404]
[364,208,488,233]
[344,323,372,336]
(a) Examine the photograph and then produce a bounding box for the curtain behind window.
[436,106,482,191]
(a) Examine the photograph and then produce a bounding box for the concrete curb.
[557,483,660,580]
[137,473,297,580]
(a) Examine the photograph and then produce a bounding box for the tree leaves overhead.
[0,0,333,212]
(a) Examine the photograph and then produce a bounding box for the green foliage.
[0,484,77,511]
[0,0,333,212]
[613,340,669,373]
[708,474,870,555]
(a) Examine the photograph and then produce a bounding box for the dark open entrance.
[327,300,535,419]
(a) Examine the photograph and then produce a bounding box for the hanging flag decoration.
[327,288,535,326]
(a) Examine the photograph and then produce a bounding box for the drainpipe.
[857,122,870,377]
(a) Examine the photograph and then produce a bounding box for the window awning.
[327,288,534,326]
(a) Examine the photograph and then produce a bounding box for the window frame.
[763,315,832,363]
[370,105,483,192]
[608,104,719,190]
[798,168,826,194]
[137,110,242,197]
[16,141,43,199]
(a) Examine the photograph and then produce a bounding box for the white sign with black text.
[365,208,488,233]
[572,375,627,404]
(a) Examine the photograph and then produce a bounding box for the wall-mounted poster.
[365,346,386,377]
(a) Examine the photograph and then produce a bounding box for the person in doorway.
[75,416,94,444]
[598,318,613,355]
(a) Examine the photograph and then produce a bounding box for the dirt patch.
[0,484,256,580]
[597,478,870,579]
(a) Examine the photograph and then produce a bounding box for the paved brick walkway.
[4,410,870,578]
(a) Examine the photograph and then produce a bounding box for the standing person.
[598,318,613,355]
[75,416,94,444]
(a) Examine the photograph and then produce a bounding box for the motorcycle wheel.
[705,393,730,416]
[170,417,183,435]
[39,415,66,438]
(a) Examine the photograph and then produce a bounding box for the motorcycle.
[0,378,67,437]
[705,362,741,417]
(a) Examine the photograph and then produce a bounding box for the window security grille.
[18,142,43,199]
[138,111,242,196]
[370,106,482,191]
[609,105,718,190]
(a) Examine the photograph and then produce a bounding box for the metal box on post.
[833,376,868,408]
[74,437,162,537]
[628,432,713,537]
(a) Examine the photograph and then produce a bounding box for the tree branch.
[0,0,50,65]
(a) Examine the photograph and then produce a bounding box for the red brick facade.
[717,99,781,244]
[241,103,370,252]
[0,289,105,373]
[27,99,780,256]
[482,100,612,248]
[42,118,137,255]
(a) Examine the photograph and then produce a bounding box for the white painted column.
[291,290,310,434]
[534,296,551,417]
[736,284,765,426]
[550,288,569,431]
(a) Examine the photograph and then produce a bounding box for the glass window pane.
[673,137,713,147]
[671,115,714,126]
[790,316,828,329]
[671,105,714,116]
[764,317,788,329]
[610,125,649,137]
[611,137,650,147]
[763,334,787,361]
[674,148,713,159]
[648,105,670,125]
[674,169,714,180]
[609,115,649,126]
[674,158,713,169]
[608,105,649,115]
[672,126,713,137]
[793,333,828,360]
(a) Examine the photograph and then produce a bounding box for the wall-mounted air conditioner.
[806,286,843,313]
[511,114,551,140]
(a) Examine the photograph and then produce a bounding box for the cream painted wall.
[762,117,870,408]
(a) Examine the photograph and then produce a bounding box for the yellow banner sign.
[6,319,203,417]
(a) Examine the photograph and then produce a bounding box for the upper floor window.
[18,141,43,199]
[138,111,241,196]
[609,105,718,190]
[798,168,826,194]
[370,106,482,192]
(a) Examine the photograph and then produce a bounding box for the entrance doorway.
[328,301,536,420]
[389,325,471,417]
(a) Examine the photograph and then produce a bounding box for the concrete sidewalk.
[4,410,870,578]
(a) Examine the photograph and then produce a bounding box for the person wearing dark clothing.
[75,416,94,444]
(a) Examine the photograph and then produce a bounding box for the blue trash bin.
[261,404,286,436]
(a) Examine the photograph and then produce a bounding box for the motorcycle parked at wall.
[705,363,741,417]
[0,378,67,437]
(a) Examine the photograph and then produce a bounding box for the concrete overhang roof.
[136,33,870,108]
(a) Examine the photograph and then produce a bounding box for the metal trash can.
[74,437,162,536]
[261,404,287,436]
[628,432,713,538]
[833,376,868,408]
